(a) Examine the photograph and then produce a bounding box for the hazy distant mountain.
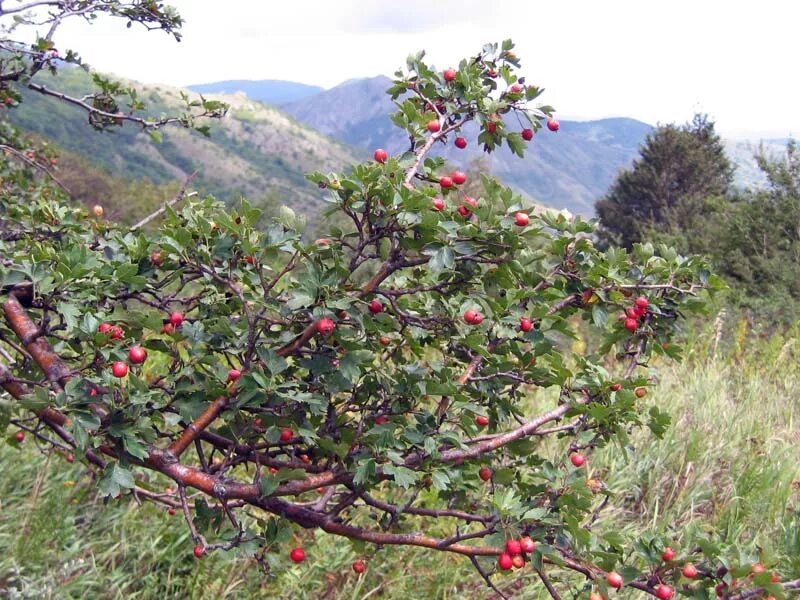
[282,76,652,215]
[724,138,791,189]
[188,79,323,105]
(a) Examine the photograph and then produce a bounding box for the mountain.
[282,76,652,215]
[10,69,357,223]
[724,138,791,189]
[187,80,323,105]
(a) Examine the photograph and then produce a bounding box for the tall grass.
[1,322,799,599]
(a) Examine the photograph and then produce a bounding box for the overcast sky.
[52,0,799,139]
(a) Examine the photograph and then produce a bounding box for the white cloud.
[47,0,800,137]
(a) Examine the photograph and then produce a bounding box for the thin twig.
[468,555,509,600]
[130,171,198,231]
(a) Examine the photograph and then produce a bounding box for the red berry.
[457,205,471,217]
[169,312,184,327]
[463,309,479,324]
[454,137,467,149]
[98,323,112,334]
[511,554,525,569]
[510,83,523,93]
[315,238,331,246]
[227,368,241,382]
[439,176,453,189]
[112,361,128,378]
[280,428,293,442]
[110,325,124,340]
[682,563,698,578]
[625,307,640,319]
[498,553,513,570]
[655,584,674,600]
[635,296,649,310]
[65,453,74,463]
[14,430,25,443]
[505,539,522,556]
[661,547,676,562]
[373,148,388,163]
[624,318,638,332]
[607,571,623,589]
[547,118,560,132]
[316,318,335,336]
[289,547,305,563]
[514,212,529,227]
[443,68,457,82]
[451,171,466,185]
[752,563,766,574]
[570,453,587,467]
[771,573,780,583]
[244,255,256,265]
[379,335,391,346]
[168,507,176,516]
[590,594,605,600]
[471,312,484,324]
[374,415,388,425]
[475,415,490,427]
[519,536,536,554]
[193,545,205,558]
[478,466,492,481]
[431,197,445,211]
[519,317,533,332]
[610,383,622,392]
[150,251,163,266]
[368,299,383,314]
[464,196,478,208]
[352,559,366,574]
[427,120,441,133]
[633,305,647,317]
[128,346,147,364]
[635,387,647,398]
[486,121,497,134]
[521,128,534,141]
[161,323,175,335]
[487,69,498,78]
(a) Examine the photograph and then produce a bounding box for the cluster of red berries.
[100,313,184,378]
[439,170,467,190]
[160,310,185,335]
[497,536,537,571]
[622,296,649,332]
[463,308,484,325]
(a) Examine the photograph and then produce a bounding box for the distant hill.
[187,79,323,105]
[282,76,653,215]
[724,138,791,189]
[10,70,357,223]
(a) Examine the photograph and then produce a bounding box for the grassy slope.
[9,69,359,223]
[1,322,799,599]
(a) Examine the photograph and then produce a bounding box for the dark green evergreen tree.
[596,114,733,249]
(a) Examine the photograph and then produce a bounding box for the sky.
[49,0,799,139]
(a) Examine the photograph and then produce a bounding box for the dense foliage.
[1,4,797,599]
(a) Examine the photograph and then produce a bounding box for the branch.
[168,396,228,457]
[27,83,220,130]
[533,565,562,600]
[0,144,73,196]
[469,555,509,600]
[130,171,198,231]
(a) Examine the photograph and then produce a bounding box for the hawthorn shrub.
[1,5,795,599]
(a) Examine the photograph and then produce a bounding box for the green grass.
[2,326,799,598]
